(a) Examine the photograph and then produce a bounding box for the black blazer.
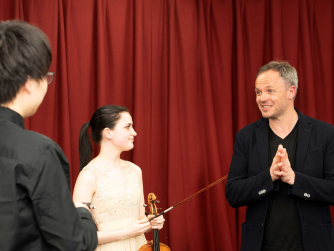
[225,109,334,251]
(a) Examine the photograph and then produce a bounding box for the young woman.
[73,105,164,250]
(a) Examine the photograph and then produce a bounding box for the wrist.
[289,172,295,185]
[270,170,279,182]
[123,226,135,239]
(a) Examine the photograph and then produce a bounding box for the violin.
[138,193,171,251]
[138,175,228,251]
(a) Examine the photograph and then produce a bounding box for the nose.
[131,128,137,136]
[258,92,268,102]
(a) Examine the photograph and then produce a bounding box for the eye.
[256,91,261,95]
[268,89,274,93]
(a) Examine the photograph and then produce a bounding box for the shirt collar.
[0,107,25,129]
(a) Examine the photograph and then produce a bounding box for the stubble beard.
[261,103,286,120]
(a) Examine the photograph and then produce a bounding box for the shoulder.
[5,127,66,166]
[73,165,97,199]
[80,165,97,180]
[125,161,142,176]
[27,132,68,166]
[236,118,265,138]
[299,112,334,134]
[76,166,97,186]
[306,116,334,130]
[19,128,55,148]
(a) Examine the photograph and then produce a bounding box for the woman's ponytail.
[78,121,92,171]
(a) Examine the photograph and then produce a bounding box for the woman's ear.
[103,128,113,140]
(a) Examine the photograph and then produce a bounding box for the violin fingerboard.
[153,229,160,251]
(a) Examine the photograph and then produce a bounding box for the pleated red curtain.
[1,0,334,250]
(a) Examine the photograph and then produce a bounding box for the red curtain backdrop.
[1,0,334,250]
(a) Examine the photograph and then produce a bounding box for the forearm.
[97,226,142,245]
[33,147,98,251]
[226,168,276,207]
[225,131,278,207]
[289,171,334,204]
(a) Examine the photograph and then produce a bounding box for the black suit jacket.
[225,109,334,251]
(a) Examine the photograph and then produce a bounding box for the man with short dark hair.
[0,20,98,251]
[226,61,334,251]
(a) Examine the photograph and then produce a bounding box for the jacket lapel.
[295,110,312,172]
[256,118,269,171]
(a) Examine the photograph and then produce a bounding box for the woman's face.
[110,112,137,151]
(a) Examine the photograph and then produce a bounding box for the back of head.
[0,20,52,105]
[257,61,298,99]
[78,105,129,170]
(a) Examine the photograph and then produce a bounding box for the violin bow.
[148,174,228,222]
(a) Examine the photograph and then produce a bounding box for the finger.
[277,145,284,155]
[282,151,291,168]
[279,163,286,172]
[283,148,290,160]
[156,218,165,224]
[147,215,155,220]
[151,215,163,221]
[150,223,163,229]
[277,162,283,167]
[150,219,164,225]
[142,222,151,228]
[139,218,149,224]
[273,170,282,176]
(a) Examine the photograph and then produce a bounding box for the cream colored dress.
[83,161,146,251]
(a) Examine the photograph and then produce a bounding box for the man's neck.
[269,108,298,139]
[1,103,25,118]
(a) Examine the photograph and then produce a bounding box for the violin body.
[138,240,171,251]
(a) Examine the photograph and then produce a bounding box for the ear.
[288,85,296,100]
[102,128,113,140]
[22,78,34,94]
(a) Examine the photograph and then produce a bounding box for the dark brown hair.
[78,105,129,170]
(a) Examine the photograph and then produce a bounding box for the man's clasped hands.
[270,144,295,185]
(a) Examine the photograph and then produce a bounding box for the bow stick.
[148,174,228,222]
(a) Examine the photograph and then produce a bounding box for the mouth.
[260,105,272,111]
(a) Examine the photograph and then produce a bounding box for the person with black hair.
[73,105,165,251]
[0,20,97,251]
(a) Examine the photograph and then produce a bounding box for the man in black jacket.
[226,61,334,251]
[0,20,98,250]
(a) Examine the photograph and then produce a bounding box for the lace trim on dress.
[83,162,142,225]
